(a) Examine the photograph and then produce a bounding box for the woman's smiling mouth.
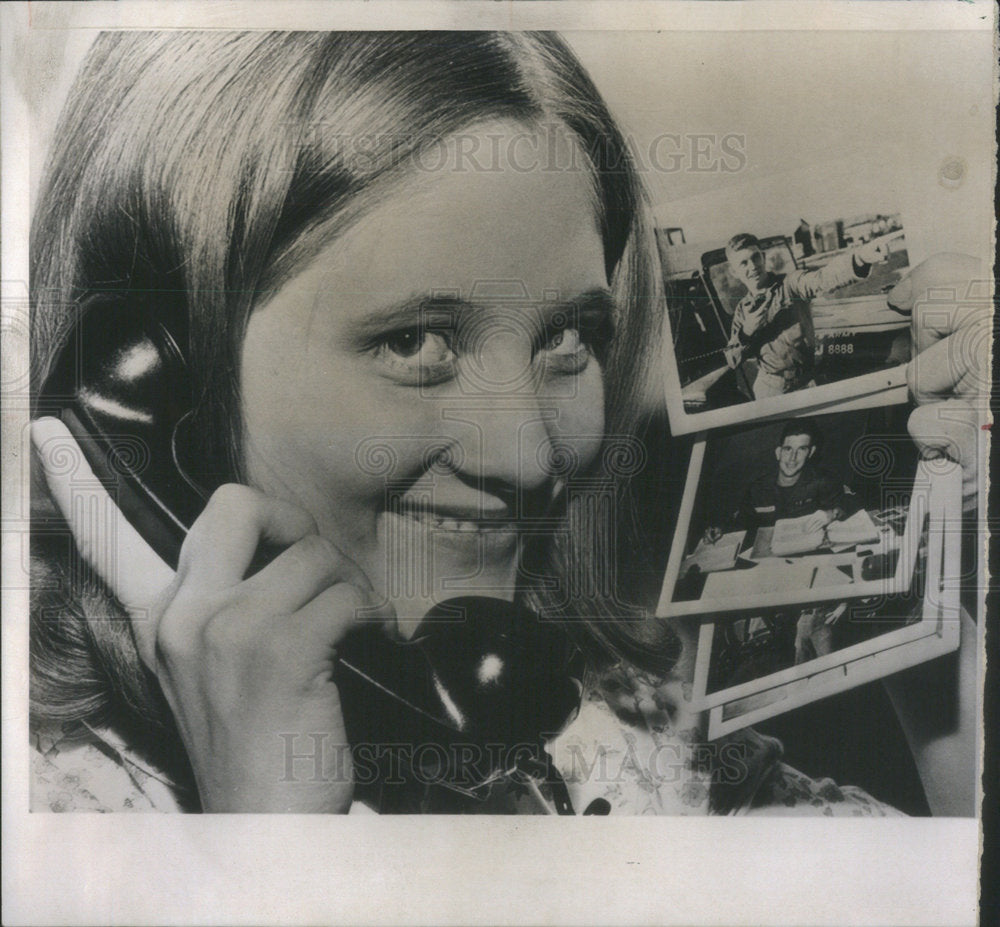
[377,506,522,601]
[392,504,518,533]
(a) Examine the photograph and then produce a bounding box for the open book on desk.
[769,508,883,557]
[826,508,881,546]
[769,514,827,556]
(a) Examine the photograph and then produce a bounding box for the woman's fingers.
[179,484,387,618]
[894,253,990,514]
[906,324,991,402]
[177,484,318,591]
[891,252,990,400]
[292,580,378,651]
[238,533,373,617]
[31,416,176,617]
[163,485,391,667]
[907,400,982,507]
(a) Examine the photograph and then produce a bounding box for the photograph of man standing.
[723,233,889,398]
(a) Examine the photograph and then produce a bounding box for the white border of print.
[703,457,963,737]
[2,5,989,927]
[657,398,920,619]
[661,326,910,437]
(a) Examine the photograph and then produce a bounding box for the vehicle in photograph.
[659,229,912,411]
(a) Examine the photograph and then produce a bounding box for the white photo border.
[657,396,920,618]
[662,331,909,437]
[689,458,962,720]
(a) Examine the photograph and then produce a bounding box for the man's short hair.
[726,232,761,255]
[778,417,821,450]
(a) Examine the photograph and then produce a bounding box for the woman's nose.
[444,333,563,493]
[444,404,557,495]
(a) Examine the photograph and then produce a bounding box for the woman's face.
[241,123,609,627]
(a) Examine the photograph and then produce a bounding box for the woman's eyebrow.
[568,288,618,318]
[344,288,617,340]
[343,294,466,340]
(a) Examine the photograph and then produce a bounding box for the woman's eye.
[543,327,585,356]
[540,309,615,369]
[382,329,426,357]
[373,328,457,381]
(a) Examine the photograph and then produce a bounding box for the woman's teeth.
[398,510,507,532]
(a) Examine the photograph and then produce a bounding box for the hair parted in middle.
[30,31,675,737]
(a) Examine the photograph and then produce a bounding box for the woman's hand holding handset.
[32,416,384,813]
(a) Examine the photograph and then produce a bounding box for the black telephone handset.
[36,303,583,812]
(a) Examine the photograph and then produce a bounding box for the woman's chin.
[374,511,520,632]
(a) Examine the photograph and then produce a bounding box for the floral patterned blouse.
[30,669,901,817]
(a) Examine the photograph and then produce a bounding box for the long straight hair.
[30,32,672,735]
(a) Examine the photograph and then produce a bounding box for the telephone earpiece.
[36,301,583,812]
[36,301,204,568]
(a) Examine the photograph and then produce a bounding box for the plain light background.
[14,17,995,263]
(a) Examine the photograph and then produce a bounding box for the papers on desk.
[813,564,855,588]
[826,508,881,546]
[770,515,826,556]
[767,509,883,556]
[681,530,747,574]
[747,526,774,560]
[702,557,817,599]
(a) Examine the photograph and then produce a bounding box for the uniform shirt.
[724,253,867,391]
[739,463,848,530]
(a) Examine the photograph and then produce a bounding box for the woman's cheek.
[555,367,606,463]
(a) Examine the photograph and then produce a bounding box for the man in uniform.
[705,417,851,541]
[723,232,889,399]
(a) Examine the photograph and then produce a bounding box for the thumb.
[906,401,982,511]
[906,401,981,464]
[31,417,176,616]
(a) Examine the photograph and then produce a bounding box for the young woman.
[29,31,978,815]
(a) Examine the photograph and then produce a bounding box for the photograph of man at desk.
[661,405,927,617]
[657,192,914,438]
[688,448,961,741]
[702,416,851,545]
